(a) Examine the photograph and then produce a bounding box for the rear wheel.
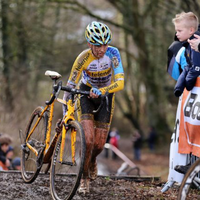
[21,106,48,183]
[50,120,86,200]
[178,159,200,200]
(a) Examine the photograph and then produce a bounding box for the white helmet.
[85,21,112,45]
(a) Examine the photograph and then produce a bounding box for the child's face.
[175,22,194,42]
[1,143,9,153]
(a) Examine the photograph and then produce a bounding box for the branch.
[47,0,133,33]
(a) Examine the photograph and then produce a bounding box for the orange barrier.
[0,161,8,170]
[179,77,200,157]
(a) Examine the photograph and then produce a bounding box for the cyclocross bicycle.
[21,70,90,200]
[178,158,200,200]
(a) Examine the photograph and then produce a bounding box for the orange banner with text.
[179,77,200,157]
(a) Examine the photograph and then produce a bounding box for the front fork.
[59,123,77,166]
[59,99,76,165]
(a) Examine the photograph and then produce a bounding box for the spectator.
[148,126,157,151]
[132,130,142,161]
[0,134,12,170]
[12,157,21,170]
[109,127,120,159]
[6,146,14,160]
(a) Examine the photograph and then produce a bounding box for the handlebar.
[46,81,91,105]
[45,81,62,105]
[45,80,110,113]
[61,86,90,96]
[61,85,110,113]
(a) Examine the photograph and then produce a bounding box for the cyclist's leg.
[77,83,115,192]
[77,84,96,193]
[90,124,109,180]
[80,117,95,178]
[77,117,94,194]
[90,93,115,179]
[91,125,109,161]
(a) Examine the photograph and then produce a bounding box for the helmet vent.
[85,21,112,45]
[95,29,100,33]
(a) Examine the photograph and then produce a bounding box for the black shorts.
[77,83,115,126]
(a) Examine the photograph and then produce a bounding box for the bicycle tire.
[50,120,86,200]
[178,158,200,200]
[21,106,48,183]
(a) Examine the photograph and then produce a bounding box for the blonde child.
[171,12,200,96]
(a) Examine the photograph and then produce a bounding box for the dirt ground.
[0,171,176,200]
[0,138,199,200]
[99,138,170,181]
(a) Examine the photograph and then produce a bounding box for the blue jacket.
[169,31,200,97]
[167,41,187,81]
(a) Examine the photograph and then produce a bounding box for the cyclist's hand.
[55,118,63,133]
[90,88,102,98]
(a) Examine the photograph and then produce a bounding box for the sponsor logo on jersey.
[88,65,97,71]
[87,68,111,78]
[90,64,97,67]
[100,62,109,69]
[112,56,119,68]
[76,53,90,71]
[107,82,118,91]
[71,70,78,82]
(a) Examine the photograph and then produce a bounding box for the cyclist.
[63,21,124,194]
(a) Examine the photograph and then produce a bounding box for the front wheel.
[178,159,200,200]
[50,120,86,200]
[21,106,48,183]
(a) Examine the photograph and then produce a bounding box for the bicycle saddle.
[45,70,62,80]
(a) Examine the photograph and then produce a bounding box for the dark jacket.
[174,31,200,97]
[0,144,7,164]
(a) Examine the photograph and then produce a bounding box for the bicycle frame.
[58,98,76,164]
[25,93,77,165]
[26,104,50,157]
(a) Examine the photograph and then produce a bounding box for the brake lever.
[93,92,110,114]
[92,98,103,114]
[55,81,62,99]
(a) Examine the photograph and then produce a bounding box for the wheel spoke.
[21,107,47,183]
[50,120,86,200]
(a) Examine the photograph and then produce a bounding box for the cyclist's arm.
[99,48,124,94]
[99,73,124,95]
[63,50,89,114]
[63,50,90,100]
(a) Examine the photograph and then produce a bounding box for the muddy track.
[0,170,183,200]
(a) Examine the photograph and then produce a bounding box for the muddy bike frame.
[24,70,90,166]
